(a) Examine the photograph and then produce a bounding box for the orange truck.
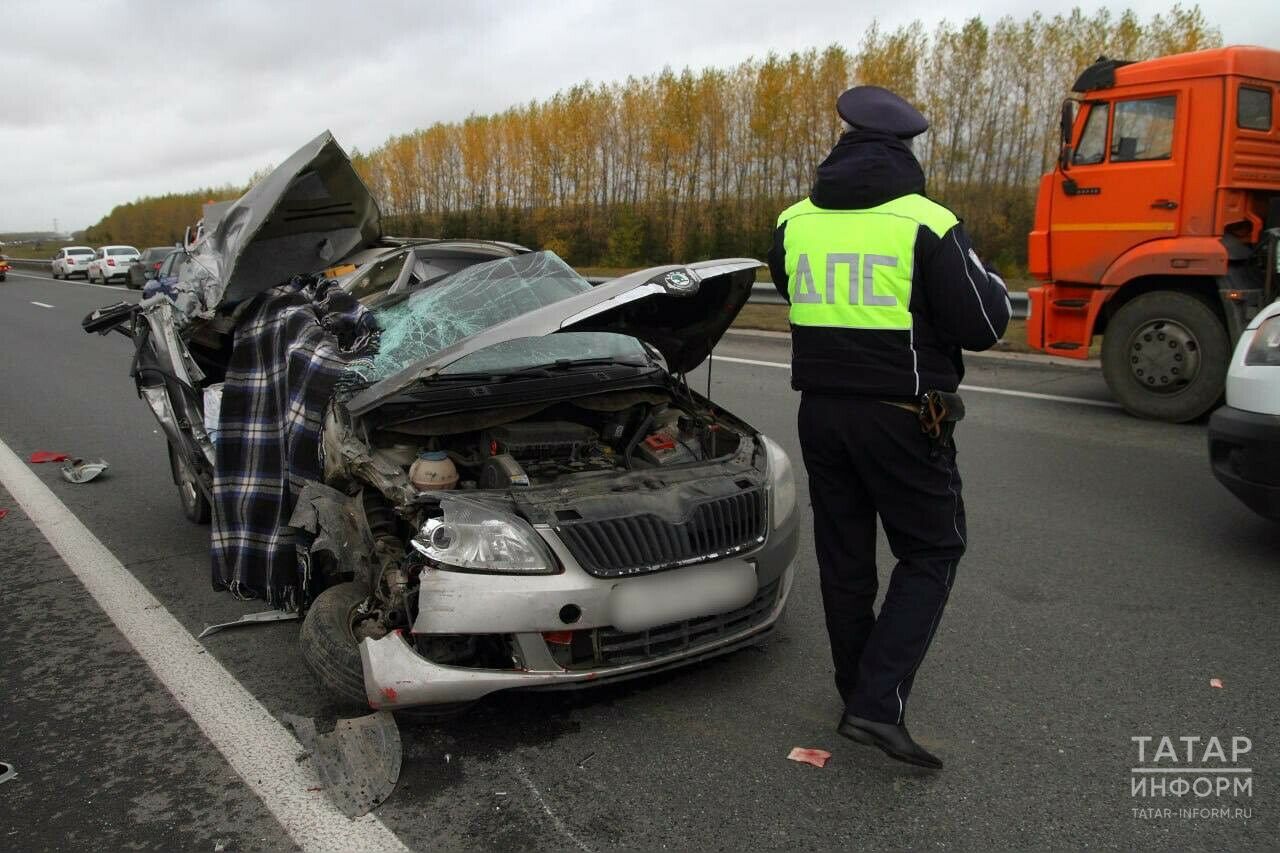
[1027,46,1280,421]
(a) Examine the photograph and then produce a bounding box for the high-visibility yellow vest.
[776,194,958,331]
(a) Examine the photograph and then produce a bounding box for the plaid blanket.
[211,275,379,607]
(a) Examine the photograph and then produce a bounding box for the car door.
[1049,89,1187,284]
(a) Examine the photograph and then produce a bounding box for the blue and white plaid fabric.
[211,275,379,607]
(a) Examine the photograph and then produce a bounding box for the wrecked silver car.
[83,131,799,710]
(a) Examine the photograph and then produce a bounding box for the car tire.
[300,582,372,709]
[1101,291,1230,423]
[168,443,211,524]
[53,270,61,279]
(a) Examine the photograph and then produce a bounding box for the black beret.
[836,85,929,139]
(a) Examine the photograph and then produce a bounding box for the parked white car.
[87,245,140,284]
[1208,296,1280,520]
[51,246,96,279]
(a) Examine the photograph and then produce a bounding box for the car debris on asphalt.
[787,747,832,768]
[28,450,69,463]
[59,457,110,484]
[282,711,402,818]
[1210,677,1225,689]
[196,609,300,639]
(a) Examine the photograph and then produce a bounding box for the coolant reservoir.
[410,450,459,491]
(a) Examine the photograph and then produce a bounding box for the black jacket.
[767,130,1011,398]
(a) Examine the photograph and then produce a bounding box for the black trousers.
[797,394,966,725]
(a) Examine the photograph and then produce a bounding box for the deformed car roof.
[184,130,382,312]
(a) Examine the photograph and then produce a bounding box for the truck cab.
[1027,46,1280,422]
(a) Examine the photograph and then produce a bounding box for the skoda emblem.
[662,270,698,295]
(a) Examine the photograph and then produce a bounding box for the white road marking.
[30,301,55,309]
[514,762,592,852]
[0,436,410,853]
[7,269,126,290]
[711,355,1122,409]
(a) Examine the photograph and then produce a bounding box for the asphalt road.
[1,268,1276,851]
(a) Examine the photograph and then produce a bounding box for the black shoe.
[837,713,943,770]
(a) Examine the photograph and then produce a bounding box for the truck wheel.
[300,582,371,709]
[1102,291,1229,422]
[168,443,211,524]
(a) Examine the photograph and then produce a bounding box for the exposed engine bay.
[306,381,765,668]
[375,393,745,491]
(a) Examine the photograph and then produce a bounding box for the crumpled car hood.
[182,130,381,315]
[345,257,761,417]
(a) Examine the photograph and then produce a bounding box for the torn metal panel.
[283,712,401,818]
[197,609,300,639]
[312,712,402,817]
[59,458,110,484]
[179,131,382,318]
[287,481,379,590]
[138,299,215,468]
[320,406,415,506]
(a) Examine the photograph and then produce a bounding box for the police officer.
[768,86,1010,770]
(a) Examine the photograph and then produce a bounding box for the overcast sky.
[2,0,1272,234]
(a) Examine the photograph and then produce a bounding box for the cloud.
[2,0,1270,232]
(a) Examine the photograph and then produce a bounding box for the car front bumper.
[1208,404,1280,521]
[360,509,801,708]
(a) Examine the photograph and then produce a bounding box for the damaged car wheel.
[300,582,373,709]
[168,443,210,524]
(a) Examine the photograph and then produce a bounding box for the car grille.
[583,578,781,668]
[554,488,767,578]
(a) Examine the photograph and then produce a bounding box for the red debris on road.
[1210,677,1224,689]
[787,747,832,768]
[29,451,69,463]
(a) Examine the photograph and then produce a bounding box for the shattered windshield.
[349,250,597,383]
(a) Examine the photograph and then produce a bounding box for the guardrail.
[10,257,1030,319]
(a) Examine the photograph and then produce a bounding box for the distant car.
[128,246,177,290]
[0,254,9,281]
[145,247,191,295]
[52,246,96,279]
[88,245,140,284]
[1208,297,1280,521]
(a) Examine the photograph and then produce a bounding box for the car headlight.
[761,435,796,529]
[1244,316,1280,366]
[411,495,557,574]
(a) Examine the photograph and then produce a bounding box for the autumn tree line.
[87,5,1219,275]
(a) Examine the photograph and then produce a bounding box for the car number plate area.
[606,560,757,633]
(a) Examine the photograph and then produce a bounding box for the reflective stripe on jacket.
[768,193,1011,399]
